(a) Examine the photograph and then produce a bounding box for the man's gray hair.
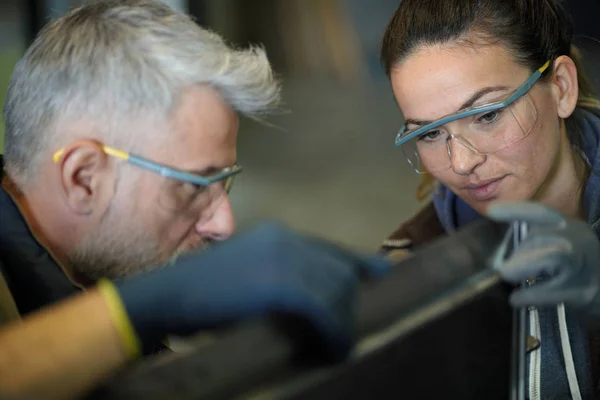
[3,0,280,185]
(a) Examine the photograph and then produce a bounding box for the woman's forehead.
[390,43,529,122]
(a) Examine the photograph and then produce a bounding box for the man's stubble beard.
[66,204,212,282]
[67,202,169,282]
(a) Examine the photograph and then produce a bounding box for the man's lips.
[462,176,507,201]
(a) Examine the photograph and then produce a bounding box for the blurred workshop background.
[0,0,598,252]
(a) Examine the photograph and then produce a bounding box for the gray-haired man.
[0,1,390,398]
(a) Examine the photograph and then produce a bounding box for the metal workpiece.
[88,219,513,400]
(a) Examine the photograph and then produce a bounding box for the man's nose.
[448,138,486,176]
[195,195,236,241]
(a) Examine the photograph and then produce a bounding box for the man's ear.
[55,140,116,215]
[550,56,579,119]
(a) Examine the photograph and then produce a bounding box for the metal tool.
[510,221,529,400]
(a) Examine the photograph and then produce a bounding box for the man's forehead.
[144,88,239,174]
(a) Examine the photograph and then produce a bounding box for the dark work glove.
[487,201,600,314]
[114,221,391,360]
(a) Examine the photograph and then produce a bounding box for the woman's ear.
[551,56,579,119]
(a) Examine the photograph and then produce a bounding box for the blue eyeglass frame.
[53,145,243,188]
[394,60,551,147]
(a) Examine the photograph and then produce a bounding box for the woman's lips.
[463,176,507,201]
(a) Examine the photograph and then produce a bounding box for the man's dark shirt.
[0,156,80,316]
[0,156,168,355]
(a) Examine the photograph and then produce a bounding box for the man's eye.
[177,182,207,199]
[188,182,208,195]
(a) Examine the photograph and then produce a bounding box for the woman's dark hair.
[381,0,597,102]
[381,0,600,200]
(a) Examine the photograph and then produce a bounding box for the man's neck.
[2,176,81,285]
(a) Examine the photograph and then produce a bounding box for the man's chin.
[167,242,211,266]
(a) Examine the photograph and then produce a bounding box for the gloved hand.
[487,201,600,312]
[102,222,391,361]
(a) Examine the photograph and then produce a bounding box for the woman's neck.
[534,123,589,220]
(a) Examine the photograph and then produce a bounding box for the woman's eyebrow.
[458,86,510,110]
[404,86,510,127]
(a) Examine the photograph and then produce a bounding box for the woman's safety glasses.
[395,61,551,174]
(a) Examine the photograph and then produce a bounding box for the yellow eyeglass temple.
[52,145,130,164]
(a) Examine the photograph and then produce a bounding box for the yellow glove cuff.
[97,279,142,360]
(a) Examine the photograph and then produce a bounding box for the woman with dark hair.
[380,0,600,398]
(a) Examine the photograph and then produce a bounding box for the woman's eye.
[418,130,442,142]
[477,110,501,124]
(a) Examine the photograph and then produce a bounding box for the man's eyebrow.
[404,86,510,127]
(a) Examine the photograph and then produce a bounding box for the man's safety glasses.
[53,145,242,220]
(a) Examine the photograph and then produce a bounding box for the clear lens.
[403,94,537,174]
[158,175,236,221]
